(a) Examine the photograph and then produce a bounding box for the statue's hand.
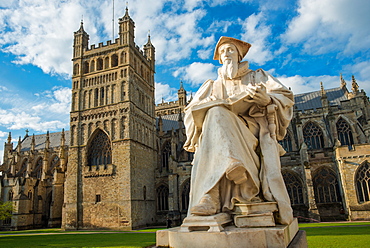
[245,84,271,107]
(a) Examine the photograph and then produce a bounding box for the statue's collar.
[235,61,252,78]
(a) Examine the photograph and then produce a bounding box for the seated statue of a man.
[183,36,294,225]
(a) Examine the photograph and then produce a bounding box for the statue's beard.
[221,60,238,80]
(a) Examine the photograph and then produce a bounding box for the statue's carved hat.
[213,36,251,63]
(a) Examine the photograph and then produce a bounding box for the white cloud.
[0,0,216,75]
[0,109,65,131]
[0,86,70,132]
[155,82,178,104]
[0,130,8,137]
[0,85,9,91]
[240,13,273,65]
[277,74,340,94]
[0,0,86,76]
[343,61,370,94]
[173,62,217,87]
[282,0,370,55]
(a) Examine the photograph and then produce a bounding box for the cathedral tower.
[63,9,156,230]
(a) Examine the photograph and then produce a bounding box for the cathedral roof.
[17,131,70,152]
[294,87,348,112]
[156,113,184,132]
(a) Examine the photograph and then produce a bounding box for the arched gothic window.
[303,122,324,150]
[73,63,79,75]
[34,158,43,179]
[161,141,171,170]
[87,130,112,169]
[104,57,109,69]
[181,179,191,211]
[355,161,370,203]
[282,171,304,205]
[83,61,89,74]
[336,117,354,148]
[90,60,95,72]
[111,54,118,67]
[279,133,293,152]
[97,58,103,70]
[313,167,341,203]
[156,185,169,211]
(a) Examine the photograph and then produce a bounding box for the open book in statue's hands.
[192,90,255,128]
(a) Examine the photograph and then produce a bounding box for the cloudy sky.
[0,0,369,161]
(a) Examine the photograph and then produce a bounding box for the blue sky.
[0,0,370,161]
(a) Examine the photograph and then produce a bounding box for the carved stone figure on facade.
[183,36,295,225]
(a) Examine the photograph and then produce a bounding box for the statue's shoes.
[190,203,217,216]
[190,194,218,216]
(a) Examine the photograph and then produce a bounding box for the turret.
[178,81,187,107]
[73,21,89,59]
[45,131,50,150]
[320,82,329,109]
[31,134,35,152]
[118,7,135,46]
[17,136,22,154]
[3,132,13,167]
[144,32,155,67]
[351,75,359,95]
[340,73,346,89]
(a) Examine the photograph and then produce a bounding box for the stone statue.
[183,36,294,225]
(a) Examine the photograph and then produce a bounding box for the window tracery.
[336,117,354,148]
[156,185,169,211]
[303,122,324,150]
[279,132,293,152]
[161,141,171,171]
[313,167,341,203]
[87,130,112,169]
[282,171,304,205]
[355,161,370,203]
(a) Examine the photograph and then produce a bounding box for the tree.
[0,201,13,220]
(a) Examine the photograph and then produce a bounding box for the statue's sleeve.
[183,79,214,152]
[254,69,294,141]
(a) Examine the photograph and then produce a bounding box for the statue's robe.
[183,61,295,224]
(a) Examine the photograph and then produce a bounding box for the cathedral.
[1,10,370,230]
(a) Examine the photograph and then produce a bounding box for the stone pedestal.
[157,218,304,248]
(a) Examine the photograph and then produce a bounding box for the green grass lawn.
[301,225,370,248]
[0,223,369,247]
[0,232,156,248]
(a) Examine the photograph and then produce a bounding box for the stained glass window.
[303,122,324,150]
[355,162,370,203]
[336,117,354,148]
[282,171,304,205]
[313,167,341,203]
[162,141,171,170]
[279,133,293,152]
[156,185,169,211]
[87,130,112,169]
